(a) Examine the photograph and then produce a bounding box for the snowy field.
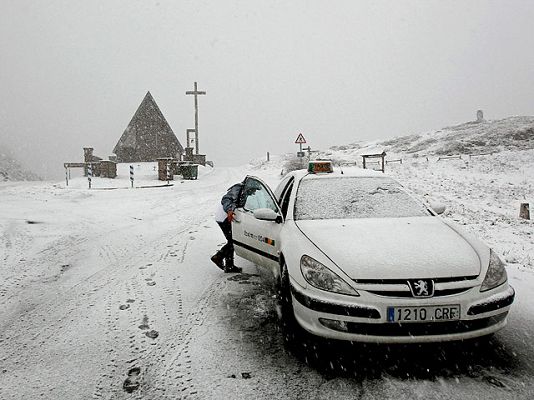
[1,151,533,399]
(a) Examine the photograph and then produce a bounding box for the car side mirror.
[253,208,282,222]
[429,202,446,215]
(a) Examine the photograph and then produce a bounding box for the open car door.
[232,176,283,273]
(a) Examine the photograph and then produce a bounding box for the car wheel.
[279,263,292,311]
[278,262,297,336]
[278,263,332,364]
[278,263,312,342]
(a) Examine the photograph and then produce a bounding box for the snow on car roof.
[283,166,386,183]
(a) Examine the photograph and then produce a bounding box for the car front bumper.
[290,281,515,343]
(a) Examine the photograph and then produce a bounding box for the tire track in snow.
[138,276,228,399]
[92,293,121,400]
[0,220,196,375]
[90,215,205,398]
[121,223,225,399]
[0,222,34,301]
[1,232,89,308]
[2,167,243,398]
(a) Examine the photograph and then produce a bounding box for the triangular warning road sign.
[295,133,307,144]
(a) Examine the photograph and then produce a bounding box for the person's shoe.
[210,253,225,270]
[224,265,242,273]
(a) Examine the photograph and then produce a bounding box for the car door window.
[280,181,294,218]
[241,179,278,213]
[275,175,293,203]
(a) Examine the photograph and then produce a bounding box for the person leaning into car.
[211,181,244,273]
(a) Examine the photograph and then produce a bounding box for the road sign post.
[295,133,307,157]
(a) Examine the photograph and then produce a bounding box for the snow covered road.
[0,165,250,398]
[1,155,533,399]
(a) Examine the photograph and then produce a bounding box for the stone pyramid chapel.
[113,92,184,162]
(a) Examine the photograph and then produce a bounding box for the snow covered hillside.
[0,146,40,181]
[328,115,534,158]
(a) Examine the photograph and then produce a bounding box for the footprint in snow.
[138,315,150,330]
[123,367,141,393]
[145,330,159,339]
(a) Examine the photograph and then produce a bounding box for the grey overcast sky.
[1,0,534,178]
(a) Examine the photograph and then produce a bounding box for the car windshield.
[294,176,430,220]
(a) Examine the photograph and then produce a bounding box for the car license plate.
[387,305,460,323]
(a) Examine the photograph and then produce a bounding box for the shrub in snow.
[283,156,307,174]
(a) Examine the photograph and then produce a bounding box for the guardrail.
[469,153,494,158]
[437,155,462,161]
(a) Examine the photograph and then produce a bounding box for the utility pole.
[185,82,206,155]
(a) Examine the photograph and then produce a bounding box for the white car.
[232,161,515,343]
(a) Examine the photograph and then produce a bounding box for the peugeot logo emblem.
[408,279,434,298]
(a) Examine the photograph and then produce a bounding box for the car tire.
[278,262,298,340]
[278,264,312,339]
[278,262,333,365]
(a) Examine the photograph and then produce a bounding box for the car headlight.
[300,255,359,296]
[480,249,508,292]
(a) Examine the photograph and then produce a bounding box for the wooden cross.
[185,82,206,155]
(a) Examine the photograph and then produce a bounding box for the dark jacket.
[221,183,243,213]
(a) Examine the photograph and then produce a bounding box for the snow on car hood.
[295,217,482,280]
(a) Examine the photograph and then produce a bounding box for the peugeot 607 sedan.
[231,161,515,343]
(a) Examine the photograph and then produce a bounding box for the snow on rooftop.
[63,162,213,190]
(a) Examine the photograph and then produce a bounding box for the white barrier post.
[130,165,134,188]
[166,161,171,184]
[87,164,92,189]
